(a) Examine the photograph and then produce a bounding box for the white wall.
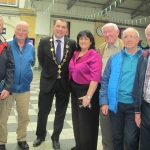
[69,20,95,40]
[3,16,20,39]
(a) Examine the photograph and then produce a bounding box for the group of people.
[98,23,150,150]
[0,14,150,150]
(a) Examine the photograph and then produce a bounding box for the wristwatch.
[86,95,91,100]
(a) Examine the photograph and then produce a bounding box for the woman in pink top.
[69,30,102,150]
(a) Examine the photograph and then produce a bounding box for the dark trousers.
[140,100,150,150]
[110,102,139,150]
[71,80,100,150]
[36,80,69,141]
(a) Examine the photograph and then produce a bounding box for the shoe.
[0,145,5,150]
[33,138,45,147]
[18,141,29,150]
[52,140,60,149]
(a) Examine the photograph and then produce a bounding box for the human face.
[146,26,150,46]
[103,25,119,45]
[79,35,91,51]
[53,20,67,39]
[122,29,140,51]
[15,22,29,41]
[0,18,3,33]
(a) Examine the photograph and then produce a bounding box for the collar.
[13,35,30,45]
[104,38,119,50]
[53,35,64,43]
[123,46,142,57]
[0,35,5,43]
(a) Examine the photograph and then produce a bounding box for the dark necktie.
[56,40,61,64]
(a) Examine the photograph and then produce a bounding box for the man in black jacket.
[33,18,76,150]
[0,15,14,150]
[132,24,150,150]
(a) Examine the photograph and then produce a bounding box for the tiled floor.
[6,70,103,150]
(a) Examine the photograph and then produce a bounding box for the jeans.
[110,102,139,150]
[140,100,150,150]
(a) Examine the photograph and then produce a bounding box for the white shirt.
[53,35,64,61]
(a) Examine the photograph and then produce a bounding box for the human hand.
[101,104,108,115]
[135,113,141,128]
[0,90,10,100]
[78,95,90,107]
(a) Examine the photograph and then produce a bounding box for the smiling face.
[103,25,119,45]
[122,28,140,52]
[102,25,119,45]
[15,21,29,41]
[79,35,92,51]
[53,19,67,39]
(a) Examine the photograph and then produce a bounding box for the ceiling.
[34,0,150,19]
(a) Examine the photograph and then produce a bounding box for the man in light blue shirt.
[100,27,141,150]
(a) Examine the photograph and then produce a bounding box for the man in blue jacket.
[132,24,150,150]
[8,21,35,150]
[100,27,141,150]
[0,15,14,150]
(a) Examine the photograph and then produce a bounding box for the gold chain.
[49,37,69,78]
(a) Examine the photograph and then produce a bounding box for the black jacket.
[132,50,150,113]
[38,36,76,93]
[0,40,14,92]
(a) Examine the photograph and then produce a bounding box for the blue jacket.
[100,47,142,113]
[8,36,35,93]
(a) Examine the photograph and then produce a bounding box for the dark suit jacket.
[38,36,76,93]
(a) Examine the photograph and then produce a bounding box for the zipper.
[116,53,124,113]
[18,50,22,92]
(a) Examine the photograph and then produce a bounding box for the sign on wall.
[0,0,18,7]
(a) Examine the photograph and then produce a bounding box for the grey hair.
[15,21,30,31]
[0,15,4,25]
[145,24,150,36]
[122,27,140,37]
[102,23,119,33]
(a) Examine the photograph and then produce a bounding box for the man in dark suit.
[33,18,76,150]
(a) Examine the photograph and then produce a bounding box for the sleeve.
[89,53,102,83]
[4,44,15,92]
[31,46,36,67]
[99,56,112,106]
[38,38,45,67]
[132,56,142,113]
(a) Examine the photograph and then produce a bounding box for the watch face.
[96,26,103,37]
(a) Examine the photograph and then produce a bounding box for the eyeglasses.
[16,28,28,33]
[122,35,138,39]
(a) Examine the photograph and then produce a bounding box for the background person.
[97,23,124,150]
[100,27,141,150]
[0,15,14,150]
[69,30,102,150]
[132,24,150,150]
[8,21,35,150]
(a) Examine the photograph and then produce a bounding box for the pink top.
[68,49,102,84]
